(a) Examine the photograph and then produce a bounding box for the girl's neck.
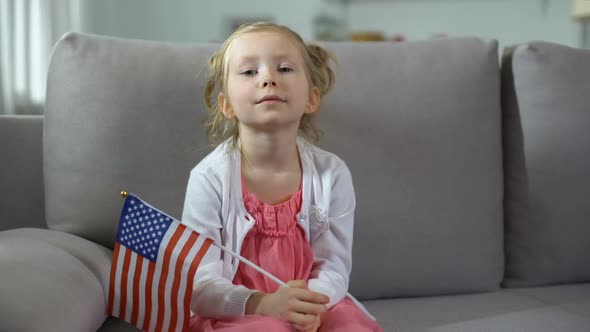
[239,129,300,173]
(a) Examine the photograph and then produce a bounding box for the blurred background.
[1,0,590,115]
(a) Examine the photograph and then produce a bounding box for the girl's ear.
[218,92,235,119]
[304,87,321,114]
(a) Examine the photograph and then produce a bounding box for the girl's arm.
[308,163,355,309]
[182,170,257,319]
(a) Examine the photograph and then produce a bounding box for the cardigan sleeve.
[182,170,256,319]
[307,163,355,308]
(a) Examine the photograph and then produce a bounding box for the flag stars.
[118,198,178,260]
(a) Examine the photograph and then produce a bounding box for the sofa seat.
[98,285,590,331]
[0,228,112,332]
[363,284,590,331]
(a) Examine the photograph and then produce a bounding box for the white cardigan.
[181,137,372,320]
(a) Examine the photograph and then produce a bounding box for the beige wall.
[573,0,590,19]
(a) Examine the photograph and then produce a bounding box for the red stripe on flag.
[155,225,185,332]
[182,237,213,331]
[107,243,121,315]
[130,256,144,326]
[142,261,156,331]
[169,230,199,332]
[120,248,132,319]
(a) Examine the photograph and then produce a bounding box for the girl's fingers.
[293,324,312,332]
[292,299,327,315]
[293,323,316,332]
[286,311,317,328]
[293,288,330,305]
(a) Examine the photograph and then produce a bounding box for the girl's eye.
[278,66,293,73]
[241,69,257,76]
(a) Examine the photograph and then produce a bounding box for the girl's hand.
[249,280,329,330]
[297,313,321,332]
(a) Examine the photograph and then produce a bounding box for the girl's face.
[218,30,320,134]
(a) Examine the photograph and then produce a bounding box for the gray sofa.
[1,32,589,332]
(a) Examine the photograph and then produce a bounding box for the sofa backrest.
[0,115,45,231]
[44,33,504,300]
[44,33,216,247]
[501,41,590,287]
[318,40,504,299]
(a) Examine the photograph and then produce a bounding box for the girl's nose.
[263,80,277,87]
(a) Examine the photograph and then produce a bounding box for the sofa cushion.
[0,228,113,332]
[362,285,590,332]
[0,115,45,231]
[44,33,216,248]
[511,283,590,320]
[318,39,504,299]
[502,41,590,287]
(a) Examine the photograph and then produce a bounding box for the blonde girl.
[182,22,382,332]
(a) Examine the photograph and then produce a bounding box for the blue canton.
[116,195,174,262]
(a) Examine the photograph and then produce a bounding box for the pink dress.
[189,178,382,331]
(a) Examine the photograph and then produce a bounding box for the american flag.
[108,193,212,332]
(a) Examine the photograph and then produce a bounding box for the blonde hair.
[203,22,336,146]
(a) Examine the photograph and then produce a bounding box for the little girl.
[181,22,382,332]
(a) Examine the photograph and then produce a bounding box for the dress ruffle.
[232,177,313,293]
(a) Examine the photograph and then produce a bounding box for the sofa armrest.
[0,115,45,231]
[0,228,112,332]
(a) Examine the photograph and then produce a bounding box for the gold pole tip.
[120,191,128,198]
